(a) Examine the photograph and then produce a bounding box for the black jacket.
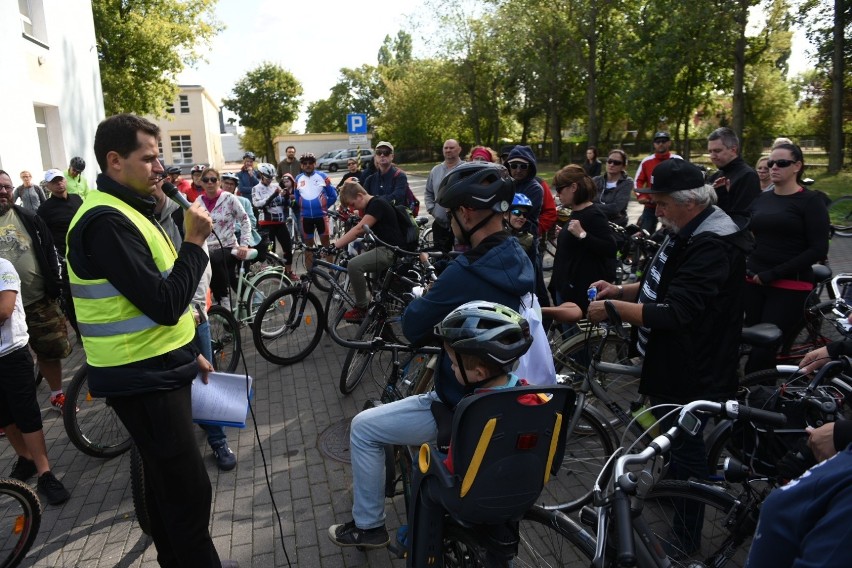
[709,156,760,222]
[593,173,633,227]
[11,205,62,300]
[639,206,754,403]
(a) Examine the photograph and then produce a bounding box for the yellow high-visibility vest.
[67,190,195,367]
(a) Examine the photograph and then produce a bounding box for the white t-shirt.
[0,258,29,357]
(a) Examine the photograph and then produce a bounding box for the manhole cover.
[318,419,352,463]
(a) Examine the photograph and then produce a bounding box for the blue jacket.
[747,446,852,568]
[236,169,259,200]
[401,233,535,407]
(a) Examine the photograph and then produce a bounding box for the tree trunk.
[829,0,845,173]
[586,7,599,148]
[731,0,749,140]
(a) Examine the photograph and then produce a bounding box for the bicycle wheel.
[642,479,752,567]
[739,367,799,389]
[553,330,637,429]
[0,478,41,568]
[252,287,325,366]
[130,444,151,535]
[245,271,291,321]
[538,407,614,512]
[207,305,241,373]
[516,506,595,566]
[419,227,433,250]
[399,352,435,398]
[339,313,384,395]
[63,364,132,458]
[828,195,852,237]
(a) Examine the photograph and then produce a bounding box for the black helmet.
[435,301,532,370]
[70,157,86,171]
[166,166,182,175]
[437,162,514,213]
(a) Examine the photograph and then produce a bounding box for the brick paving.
[8,177,852,567]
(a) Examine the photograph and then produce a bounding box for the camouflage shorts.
[24,296,71,361]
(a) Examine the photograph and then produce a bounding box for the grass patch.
[812,170,852,201]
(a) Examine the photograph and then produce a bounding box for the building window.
[179,95,189,114]
[158,140,164,163]
[19,0,47,45]
[171,135,193,165]
[33,105,53,171]
[166,102,175,114]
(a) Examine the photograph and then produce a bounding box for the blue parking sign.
[347,113,367,134]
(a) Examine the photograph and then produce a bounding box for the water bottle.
[587,286,598,302]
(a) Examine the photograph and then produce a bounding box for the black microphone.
[162,182,193,210]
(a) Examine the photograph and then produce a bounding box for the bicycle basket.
[730,384,844,479]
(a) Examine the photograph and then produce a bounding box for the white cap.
[44,169,65,182]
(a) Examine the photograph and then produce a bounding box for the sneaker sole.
[327,527,389,549]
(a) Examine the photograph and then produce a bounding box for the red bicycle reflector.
[516,433,538,450]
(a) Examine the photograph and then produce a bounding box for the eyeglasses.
[653,139,668,144]
[508,162,529,170]
[201,177,219,183]
[607,159,624,165]
[375,149,392,157]
[767,159,796,168]
[0,184,14,192]
[510,209,527,217]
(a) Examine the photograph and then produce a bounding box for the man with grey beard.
[585,159,752,512]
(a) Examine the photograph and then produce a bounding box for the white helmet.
[257,163,276,179]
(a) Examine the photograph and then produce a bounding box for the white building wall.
[0,0,104,185]
[149,86,225,171]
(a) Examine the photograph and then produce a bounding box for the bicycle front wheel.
[0,478,41,568]
[130,444,151,536]
[642,479,752,567]
[252,287,325,366]
[339,313,383,395]
[63,364,132,458]
[246,271,292,321]
[207,305,241,373]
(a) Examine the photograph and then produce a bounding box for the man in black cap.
[634,131,681,233]
[587,159,752,497]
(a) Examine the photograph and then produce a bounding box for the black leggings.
[743,282,810,373]
[209,247,238,302]
[261,223,292,265]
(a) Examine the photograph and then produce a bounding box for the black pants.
[743,283,810,373]
[209,247,238,302]
[109,385,221,567]
[261,223,293,265]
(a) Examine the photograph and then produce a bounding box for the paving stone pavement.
[8,176,852,567]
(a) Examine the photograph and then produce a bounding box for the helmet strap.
[453,350,506,389]
[450,208,496,246]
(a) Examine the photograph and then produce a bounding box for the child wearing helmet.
[505,193,534,254]
[251,166,296,279]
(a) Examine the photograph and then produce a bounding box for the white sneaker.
[219,297,231,311]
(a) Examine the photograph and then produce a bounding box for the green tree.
[305,65,382,133]
[222,63,303,163]
[92,0,222,116]
[239,123,293,161]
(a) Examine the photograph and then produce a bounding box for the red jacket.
[634,151,680,204]
[538,179,557,235]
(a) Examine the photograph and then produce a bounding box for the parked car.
[317,148,374,172]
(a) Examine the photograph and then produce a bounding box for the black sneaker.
[328,520,390,549]
[9,457,37,481]
[37,471,70,505]
[211,441,237,471]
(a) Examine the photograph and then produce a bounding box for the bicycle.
[62,364,132,458]
[555,399,790,567]
[0,477,42,568]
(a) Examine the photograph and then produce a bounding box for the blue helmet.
[512,193,533,209]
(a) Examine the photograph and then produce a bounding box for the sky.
[178,0,815,134]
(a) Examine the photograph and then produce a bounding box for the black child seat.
[407,384,576,567]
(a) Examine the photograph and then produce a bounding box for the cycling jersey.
[251,181,288,223]
[295,172,337,219]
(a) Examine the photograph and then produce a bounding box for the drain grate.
[318,418,352,463]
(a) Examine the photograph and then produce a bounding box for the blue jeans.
[350,391,440,529]
[638,206,658,234]
[195,320,227,447]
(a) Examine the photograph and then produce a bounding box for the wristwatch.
[578,231,587,239]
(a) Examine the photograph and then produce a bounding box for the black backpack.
[393,203,421,251]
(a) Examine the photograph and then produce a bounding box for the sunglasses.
[510,209,527,217]
[607,159,624,165]
[375,149,392,156]
[508,162,529,170]
[767,159,796,168]
[201,177,219,183]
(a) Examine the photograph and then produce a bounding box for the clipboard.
[191,372,253,428]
